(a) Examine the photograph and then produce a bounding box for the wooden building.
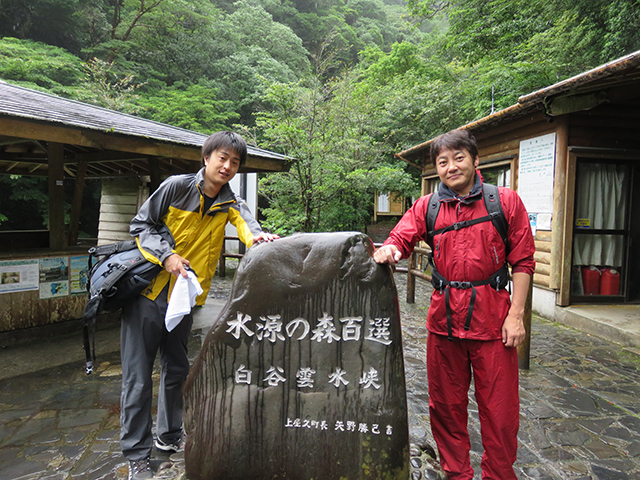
[0,81,289,334]
[396,51,640,321]
[373,191,408,222]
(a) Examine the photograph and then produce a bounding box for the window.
[479,164,511,188]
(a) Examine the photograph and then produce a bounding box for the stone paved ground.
[1,263,640,479]
[397,268,640,480]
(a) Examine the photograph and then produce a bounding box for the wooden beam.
[0,118,203,161]
[1,118,289,173]
[73,151,150,163]
[554,118,574,305]
[558,150,578,306]
[147,157,162,194]
[48,142,66,249]
[241,156,291,173]
[68,161,88,246]
[111,160,143,175]
[5,162,19,172]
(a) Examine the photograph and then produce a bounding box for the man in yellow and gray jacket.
[121,131,278,480]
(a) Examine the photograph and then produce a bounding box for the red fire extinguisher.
[600,268,620,296]
[581,266,601,295]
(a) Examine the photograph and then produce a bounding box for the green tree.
[210,0,311,123]
[407,0,640,69]
[99,0,223,85]
[0,37,84,94]
[134,81,238,131]
[250,70,417,234]
[0,175,49,231]
[77,57,143,112]
[0,0,85,53]
[353,41,469,152]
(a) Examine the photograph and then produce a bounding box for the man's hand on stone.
[253,232,280,244]
[164,253,190,278]
[373,244,402,265]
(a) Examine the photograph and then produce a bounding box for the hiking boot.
[128,458,153,480]
[155,437,180,454]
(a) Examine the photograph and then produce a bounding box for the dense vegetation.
[1,0,638,234]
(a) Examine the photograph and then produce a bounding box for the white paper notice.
[0,259,39,294]
[518,133,556,216]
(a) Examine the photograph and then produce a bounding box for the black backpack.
[425,183,510,340]
[82,238,165,374]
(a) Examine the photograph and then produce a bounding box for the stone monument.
[183,232,409,480]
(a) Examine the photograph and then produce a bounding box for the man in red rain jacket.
[374,129,535,479]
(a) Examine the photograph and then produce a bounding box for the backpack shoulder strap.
[425,184,509,251]
[481,183,509,251]
[88,239,137,258]
[425,190,440,249]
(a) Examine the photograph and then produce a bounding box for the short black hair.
[430,129,479,166]
[201,131,247,166]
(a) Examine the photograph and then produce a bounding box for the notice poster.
[70,255,90,295]
[39,257,69,299]
[0,259,39,294]
[518,133,556,220]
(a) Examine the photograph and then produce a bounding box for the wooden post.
[218,238,226,278]
[406,251,416,304]
[238,174,247,255]
[147,157,162,194]
[48,142,66,250]
[550,119,569,300]
[68,160,88,246]
[517,278,534,370]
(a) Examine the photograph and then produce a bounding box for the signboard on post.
[518,133,556,230]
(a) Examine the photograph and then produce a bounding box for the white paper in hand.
[165,270,203,332]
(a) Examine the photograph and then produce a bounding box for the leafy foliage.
[250,71,418,234]
[0,37,84,94]
[134,81,238,132]
[2,0,640,234]
[0,175,50,230]
[77,57,144,112]
[0,0,85,53]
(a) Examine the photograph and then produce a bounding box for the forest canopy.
[1,0,638,234]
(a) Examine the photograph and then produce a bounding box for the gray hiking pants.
[120,284,193,461]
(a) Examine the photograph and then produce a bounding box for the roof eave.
[518,49,640,106]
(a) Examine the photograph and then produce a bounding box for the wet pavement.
[1,264,640,480]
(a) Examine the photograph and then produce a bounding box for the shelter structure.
[396,51,640,322]
[373,191,408,223]
[0,81,289,333]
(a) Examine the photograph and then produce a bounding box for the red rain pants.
[427,333,519,479]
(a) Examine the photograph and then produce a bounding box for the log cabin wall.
[98,179,150,245]
[473,114,560,294]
